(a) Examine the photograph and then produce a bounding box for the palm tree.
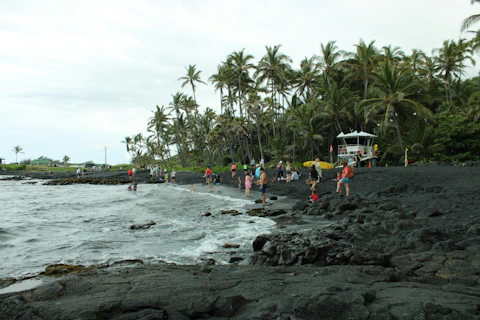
[318,81,357,135]
[12,145,24,163]
[357,60,432,151]
[347,39,379,100]
[63,155,70,166]
[227,49,255,117]
[255,45,293,112]
[178,64,207,106]
[121,136,134,159]
[434,39,475,104]
[293,57,320,100]
[461,0,480,32]
[209,64,229,114]
[148,105,171,166]
[317,41,344,89]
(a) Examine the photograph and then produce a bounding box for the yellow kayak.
[303,161,332,170]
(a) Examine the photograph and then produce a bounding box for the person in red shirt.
[309,190,319,202]
[205,166,212,183]
[128,169,133,180]
[336,162,352,196]
[231,163,237,178]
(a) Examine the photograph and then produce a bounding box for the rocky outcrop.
[1,264,478,320]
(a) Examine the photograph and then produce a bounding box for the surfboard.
[303,161,332,170]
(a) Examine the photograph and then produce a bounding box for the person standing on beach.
[260,158,265,168]
[251,158,255,166]
[255,164,261,179]
[76,167,81,179]
[245,173,253,197]
[231,163,237,178]
[213,173,221,191]
[132,167,136,179]
[314,158,322,183]
[276,161,283,181]
[171,170,176,183]
[355,151,362,169]
[259,167,268,204]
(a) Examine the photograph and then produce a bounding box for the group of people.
[274,161,301,182]
[202,166,222,192]
[148,165,176,183]
[308,160,355,202]
[305,158,355,202]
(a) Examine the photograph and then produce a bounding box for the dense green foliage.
[122,11,480,168]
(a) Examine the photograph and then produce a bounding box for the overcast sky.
[1,0,478,165]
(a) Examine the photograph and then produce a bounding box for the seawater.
[0,177,277,279]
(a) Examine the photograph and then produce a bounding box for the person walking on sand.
[336,161,353,197]
[259,167,268,204]
[245,173,253,197]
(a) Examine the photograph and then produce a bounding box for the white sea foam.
[0,179,277,278]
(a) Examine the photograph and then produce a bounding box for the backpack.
[348,168,355,178]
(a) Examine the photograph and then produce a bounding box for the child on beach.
[244,174,253,197]
[189,184,195,192]
[128,182,134,191]
[309,190,319,202]
[333,172,342,182]
[238,176,242,189]
[214,173,221,191]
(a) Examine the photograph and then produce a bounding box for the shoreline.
[1,165,480,319]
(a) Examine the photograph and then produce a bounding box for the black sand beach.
[1,164,480,319]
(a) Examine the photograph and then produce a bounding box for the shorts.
[261,184,267,193]
[206,174,211,179]
[340,177,350,185]
[215,182,220,186]
[232,169,236,172]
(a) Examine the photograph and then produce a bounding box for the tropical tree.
[12,145,24,163]
[357,60,432,151]
[227,49,255,117]
[209,64,229,114]
[147,105,171,166]
[121,136,134,159]
[293,57,320,100]
[461,0,480,32]
[178,64,207,106]
[434,39,475,105]
[63,155,70,166]
[346,39,379,100]
[255,45,293,115]
[317,41,344,90]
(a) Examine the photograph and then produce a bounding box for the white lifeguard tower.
[336,131,377,167]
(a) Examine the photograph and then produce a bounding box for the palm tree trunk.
[238,74,243,117]
[255,112,264,161]
[393,114,405,152]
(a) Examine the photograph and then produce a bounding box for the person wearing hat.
[276,160,284,181]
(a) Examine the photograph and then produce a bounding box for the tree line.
[123,32,480,168]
